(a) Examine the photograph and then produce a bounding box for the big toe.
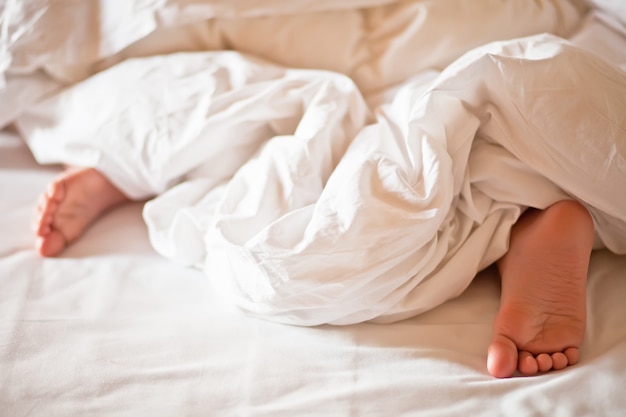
[487,334,519,378]
[37,231,67,257]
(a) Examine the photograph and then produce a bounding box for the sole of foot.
[487,200,594,378]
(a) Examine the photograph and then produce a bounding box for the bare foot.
[487,200,594,378]
[34,168,130,257]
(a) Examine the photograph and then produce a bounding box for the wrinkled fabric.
[18,34,626,325]
[0,0,587,128]
[1,0,587,82]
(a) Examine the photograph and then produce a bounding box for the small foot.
[34,168,129,256]
[487,200,594,378]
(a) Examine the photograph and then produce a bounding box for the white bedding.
[2,128,626,415]
[14,21,626,326]
[2,0,626,415]
[1,0,586,127]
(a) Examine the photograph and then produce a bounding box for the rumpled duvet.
[6,0,626,325]
[1,0,587,125]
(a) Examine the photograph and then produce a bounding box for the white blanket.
[1,0,586,127]
[17,31,626,325]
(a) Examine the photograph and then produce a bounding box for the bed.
[1,1,626,415]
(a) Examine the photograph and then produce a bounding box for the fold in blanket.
[17,34,626,325]
[1,0,587,128]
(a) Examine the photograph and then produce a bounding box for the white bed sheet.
[1,129,626,416]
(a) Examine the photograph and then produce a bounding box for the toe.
[518,351,539,375]
[37,230,67,257]
[487,334,519,378]
[536,353,553,373]
[551,352,569,370]
[47,179,66,202]
[564,347,580,366]
[35,185,62,235]
[35,213,54,236]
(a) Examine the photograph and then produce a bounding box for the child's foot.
[487,200,594,378]
[34,168,130,257]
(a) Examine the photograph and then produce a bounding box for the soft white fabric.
[0,0,587,128]
[3,4,626,416]
[2,130,626,416]
[572,13,626,68]
[2,0,587,80]
[18,33,626,325]
[586,0,626,28]
[7,0,626,326]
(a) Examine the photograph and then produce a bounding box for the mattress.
[2,1,626,415]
